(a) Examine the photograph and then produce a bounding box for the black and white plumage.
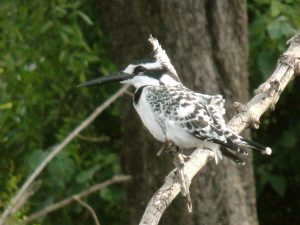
[78,35,272,164]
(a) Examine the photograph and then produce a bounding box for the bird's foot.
[182,154,191,162]
[167,145,191,163]
[157,140,175,156]
[173,151,192,213]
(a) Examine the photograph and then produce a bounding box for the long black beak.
[77,72,134,88]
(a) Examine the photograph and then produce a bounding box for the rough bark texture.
[97,1,258,225]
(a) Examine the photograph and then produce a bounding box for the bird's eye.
[133,66,146,74]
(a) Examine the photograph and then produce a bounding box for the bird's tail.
[217,147,244,165]
[212,138,246,165]
[207,130,272,165]
[239,137,272,155]
[213,130,272,165]
[225,130,272,155]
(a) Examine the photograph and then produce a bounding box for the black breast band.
[134,85,148,105]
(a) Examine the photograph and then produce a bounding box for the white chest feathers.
[133,87,165,142]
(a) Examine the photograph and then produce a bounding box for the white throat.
[160,74,180,86]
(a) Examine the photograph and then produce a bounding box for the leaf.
[100,186,114,201]
[0,102,13,110]
[60,32,69,43]
[54,6,67,17]
[77,11,93,26]
[267,16,297,40]
[25,149,48,171]
[76,165,100,183]
[47,152,76,187]
[257,50,277,77]
[59,51,65,62]
[269,175,286,197]
[279,131,297,149]
[270,0,281,17]
[40,21,53,34]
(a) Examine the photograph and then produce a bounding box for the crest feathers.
[148,35,178,77]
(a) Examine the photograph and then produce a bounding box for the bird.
[78,35,272,165]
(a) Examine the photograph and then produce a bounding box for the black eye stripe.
[132,66,179,82]
[133,66,146,74]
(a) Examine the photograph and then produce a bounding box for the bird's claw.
[157,140,175,156]
[173,152,193,213]
[159,143,193,212]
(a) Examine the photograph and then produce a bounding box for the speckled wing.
[193,91,249,156]
[146,85,227,143]
[194,92,226,125]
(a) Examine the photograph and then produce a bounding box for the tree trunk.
[97,1,258,225]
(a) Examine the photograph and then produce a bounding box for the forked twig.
[74,197,101,225]
[20,175,131,224]
[0,85,130,225]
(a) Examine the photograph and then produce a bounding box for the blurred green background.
[248,0,300,224]
[0,0,299,224]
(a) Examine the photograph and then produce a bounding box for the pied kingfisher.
[78,35,272,164]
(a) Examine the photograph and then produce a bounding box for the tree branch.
[0,85,130,225]
[139,33,300,225]
[20,175,131,225]
[73,197,101,225]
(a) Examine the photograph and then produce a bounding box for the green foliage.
[249,0,300,84]
[0,0,124,224]
[249,0,300,224]
[1,0,299,224]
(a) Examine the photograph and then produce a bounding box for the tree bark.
[97,1,258,225]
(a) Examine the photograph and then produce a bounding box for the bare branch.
[20,175,131,225]
[229,33,300,133]
[73,197,100,225]
[295,58,300,75]
[139,33,300,225]
[140,150,213,224]
[0,85,130,225]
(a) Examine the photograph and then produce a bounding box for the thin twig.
[139,33,300,225]
[73,197,100,225]
[77,134,110,143]
[10,182,40,216]
[20,175,131,225]
[0,85,130,225]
